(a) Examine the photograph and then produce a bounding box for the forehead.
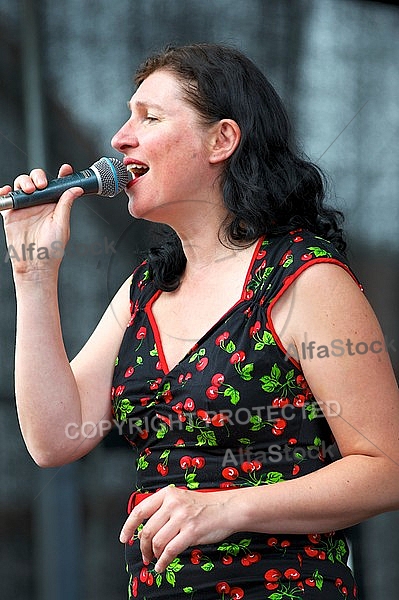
[128,70,187,112]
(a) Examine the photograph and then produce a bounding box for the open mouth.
[127,163,149,181]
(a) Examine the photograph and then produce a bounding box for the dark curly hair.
[134,43,345,291]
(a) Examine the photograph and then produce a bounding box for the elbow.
[26,441,78,468]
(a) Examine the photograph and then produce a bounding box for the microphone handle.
[0,169,100,211]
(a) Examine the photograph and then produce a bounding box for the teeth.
[126,163,149,181]
[127,163,148,172]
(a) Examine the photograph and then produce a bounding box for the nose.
[111,120,138,153]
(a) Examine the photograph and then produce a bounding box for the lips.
[124,158,149,183]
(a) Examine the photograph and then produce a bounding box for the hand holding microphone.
[0,157,129,211]
[1,157,128,274]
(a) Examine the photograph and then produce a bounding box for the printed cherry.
[229,350,246,364]
[196,409,211,423]
[272,396,290,408]
[156,463,168,476]
[124,366,135,377]
[180,456,193,469]
[184,397,195,411]
[284,568,300,580]
[190,549,203,564]
[131,576,138,598]
[215,332,230,346]
[292,464,300,476]
[241,461,256,473]
[267,537,278,547]
[293,394,306,407]
[222,466,239,480]
[215,581,230,594]
[221,555,233,565]
[211,373,225,387]
[304,546,319,558]
[206,386,219,400]
[196,357,209,371]
[211,413,230,427]
[192,456,205,469]
[229,587,244,599]
[264,568,282,583]
[136,326,147,340]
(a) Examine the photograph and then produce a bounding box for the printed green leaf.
[159,449,170,459]
[249,415,264,431]
[286,369,294,382]
[266,471,284,484]
[136,356,143,365]
[314,570,323,591]
[225,340,236,353]
[201,561,214,571]
[224,386,240,405]
[168,558,184,572]
[271,363,281,380]
[263,331,276,344]
[183,587,194,593]
[156,423,168,439]
[165,570,176,586]
[238,437,251,445]
[262,266,274,279]
[307,246,332,258]
[306,402,319,421]
[149,344,159,356]
[156,572,163,587]
[137,456,149,470]
[282,255,294,268]
[240,363,254,381]
[259,376,280,392]
[196,430,217,446]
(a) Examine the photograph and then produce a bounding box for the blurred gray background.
[0,1,398,598]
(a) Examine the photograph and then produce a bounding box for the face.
[111,70,222,224]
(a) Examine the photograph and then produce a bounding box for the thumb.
[53,186,84,222]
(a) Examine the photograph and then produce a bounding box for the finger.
[119,492,166,544]
[0,185,12,196]
[53,187,84,221]
[14,170,47,192]
[57,163,74,178]
[138,511,172,564]
[154,530,192,574]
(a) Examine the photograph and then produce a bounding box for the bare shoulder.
[271,262,370,348]
[272,262,399,460]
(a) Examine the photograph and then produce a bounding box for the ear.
[208,119,241,164]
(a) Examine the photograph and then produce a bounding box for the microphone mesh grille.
[92,157,129,197]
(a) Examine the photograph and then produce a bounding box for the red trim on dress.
[145,290,169,374]
[266,258,362,369]
[144,237,265,375]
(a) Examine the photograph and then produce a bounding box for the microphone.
[0,157,129,211]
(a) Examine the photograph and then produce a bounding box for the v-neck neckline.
[144,237,264,375]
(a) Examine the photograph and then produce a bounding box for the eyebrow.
[127,99,165,113]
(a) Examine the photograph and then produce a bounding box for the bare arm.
[1,168,131,467]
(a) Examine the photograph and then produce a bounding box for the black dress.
[112,230,359,599]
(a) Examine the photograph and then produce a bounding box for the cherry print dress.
[112,230,359,599]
